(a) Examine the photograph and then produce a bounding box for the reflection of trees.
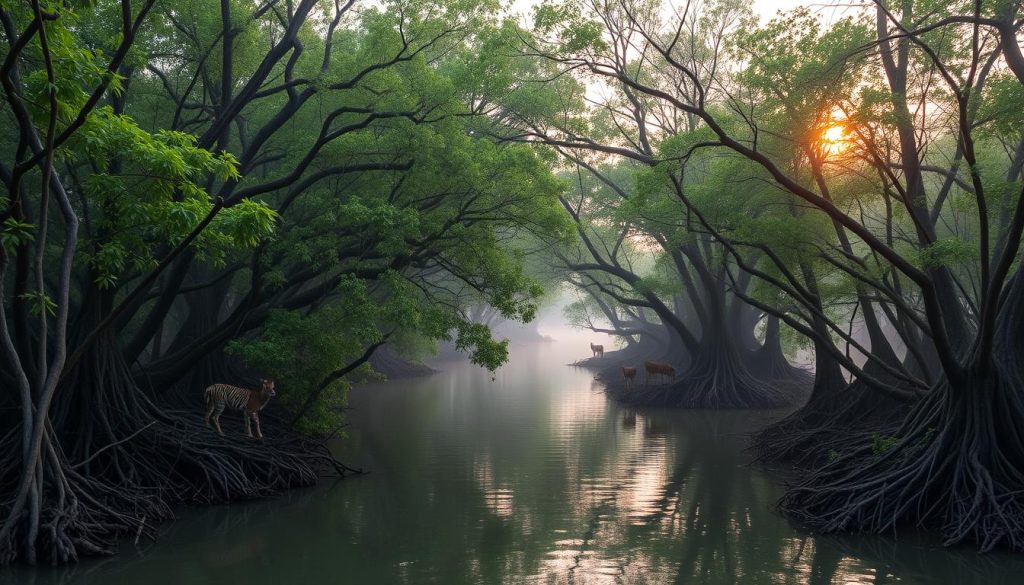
[811,533,1024,585]
[0,483,327,585]
[0,557,118,585]
[621,409,787,584]
[805,539,842,585]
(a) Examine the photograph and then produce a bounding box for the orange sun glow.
[820,124,849,156]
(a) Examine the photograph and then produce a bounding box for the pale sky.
[754,0,863,22]
[507,0,855,24]
[751,0,809,20]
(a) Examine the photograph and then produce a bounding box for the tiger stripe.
[203,379,276,438]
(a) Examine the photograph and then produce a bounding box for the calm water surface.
[4,340,1024,584]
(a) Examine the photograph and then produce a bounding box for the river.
[3,338,1023,584]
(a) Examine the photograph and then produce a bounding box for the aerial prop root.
[0,405,351,565]
[0,427,156,565]
[779,371,1024,552]
[752,380,910,468]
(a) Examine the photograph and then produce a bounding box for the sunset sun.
[820,124,849,155]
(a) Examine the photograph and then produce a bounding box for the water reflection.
[2,341,1023,584]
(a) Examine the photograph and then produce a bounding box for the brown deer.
[590,342,604,358]
[204,379,277,438]
[644,361,675,385]
[622,366,637,388]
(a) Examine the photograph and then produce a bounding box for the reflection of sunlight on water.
[836,556,883,584]
[548,380,609,441]
[620,437,673,524]
[474,455,515,519]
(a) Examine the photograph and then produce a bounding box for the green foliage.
[734,9,871,126]
[0,218,35,251]
[533,1,607,53]
[227,276,383,434]
[20,20,122,124]
[978,74,1024,140]
[0,0,278,292]
[191,1,570,430]
[449,319,510,371]
[915,238,977,269]
[66,108,275,285]
[18,291,57,316]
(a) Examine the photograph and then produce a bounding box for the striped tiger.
[204,379,277,438]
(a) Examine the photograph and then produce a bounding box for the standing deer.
[204,379,277,438]
[590,342,604,358]
[644,361,675,385]
[622,365,637,388]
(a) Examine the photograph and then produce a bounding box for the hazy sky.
[508,0,842,23]
[753,0,861,22]
[751,0,807,20]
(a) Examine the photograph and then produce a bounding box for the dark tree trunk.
[751,332,849,464]
[745,314,812,389]
[139,277,257,394]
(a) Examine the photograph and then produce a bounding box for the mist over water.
[4,336,1022,585]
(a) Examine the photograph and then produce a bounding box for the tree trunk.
[745,313,812,388]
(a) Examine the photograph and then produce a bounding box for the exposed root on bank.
[779,369,1024,552]
[602,337,803,409]
[0,411,353,565]
[0,333,357,565]
[606,362,796,409]
[752,379,910,469]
